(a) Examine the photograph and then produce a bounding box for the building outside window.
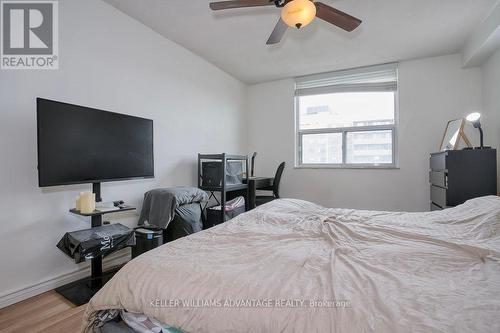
[295,63,398,168]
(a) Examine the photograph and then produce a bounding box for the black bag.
[57,223,135,263]
[163,203,204,242]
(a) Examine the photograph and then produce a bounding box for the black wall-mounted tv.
[37,98,154,187]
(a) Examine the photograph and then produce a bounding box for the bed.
[83,196,500,332]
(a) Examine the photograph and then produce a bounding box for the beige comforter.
[83,197,500,332]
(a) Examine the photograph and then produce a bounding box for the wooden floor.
[0,291,86,333]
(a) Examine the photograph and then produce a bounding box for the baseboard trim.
[0,251,130,309]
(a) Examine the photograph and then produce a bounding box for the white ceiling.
[103,0,496,84]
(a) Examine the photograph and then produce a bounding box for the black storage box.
[132,227,163,259]
[201,161,244,187]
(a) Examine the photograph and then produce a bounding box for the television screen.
[37,98,154,187]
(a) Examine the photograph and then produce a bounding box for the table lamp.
[466,112,489,149]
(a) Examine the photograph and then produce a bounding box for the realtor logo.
[1,0,58,69]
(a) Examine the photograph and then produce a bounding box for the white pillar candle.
[80,192,96,214]
[76,192,85,211]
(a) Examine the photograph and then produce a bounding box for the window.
[295,63,398,168]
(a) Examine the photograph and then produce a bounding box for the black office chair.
[255,162,285,206]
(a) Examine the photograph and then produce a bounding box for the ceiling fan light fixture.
[281,0,317,29]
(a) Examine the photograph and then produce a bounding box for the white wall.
[0,0,246,304]
[246,54,484,212]
[482,48,500,192]
[0,0,496,308]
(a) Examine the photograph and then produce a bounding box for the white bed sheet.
[84,196,500,332]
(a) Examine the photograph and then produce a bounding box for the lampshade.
[281,0,317,29]
[466,112,481,123]
[466,112,485,149]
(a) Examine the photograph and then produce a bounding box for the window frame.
[294,65,399,169]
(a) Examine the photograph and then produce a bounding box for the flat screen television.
[37,98,154,187]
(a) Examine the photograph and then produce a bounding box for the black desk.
[215,177,275,212]
[245,177,274,210]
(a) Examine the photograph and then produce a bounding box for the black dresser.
[429,149,497,210]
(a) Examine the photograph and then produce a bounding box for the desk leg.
[249,180,256,210]
[221,190,226,223]
[245,187,249,211]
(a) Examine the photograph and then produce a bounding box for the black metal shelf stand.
[55,182,135,306]
[198,154,249,224]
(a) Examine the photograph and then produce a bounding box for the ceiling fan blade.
[266,18,288,45]
[315,2,362,32]
[209,0,273,11]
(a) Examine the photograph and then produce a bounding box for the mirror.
[439,119,471,151]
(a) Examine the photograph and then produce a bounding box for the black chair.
[255,162,285,206]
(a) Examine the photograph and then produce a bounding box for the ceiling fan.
[209,0,362,45]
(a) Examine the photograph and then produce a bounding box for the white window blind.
[295,63,398,96]
[294,63,399,168]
